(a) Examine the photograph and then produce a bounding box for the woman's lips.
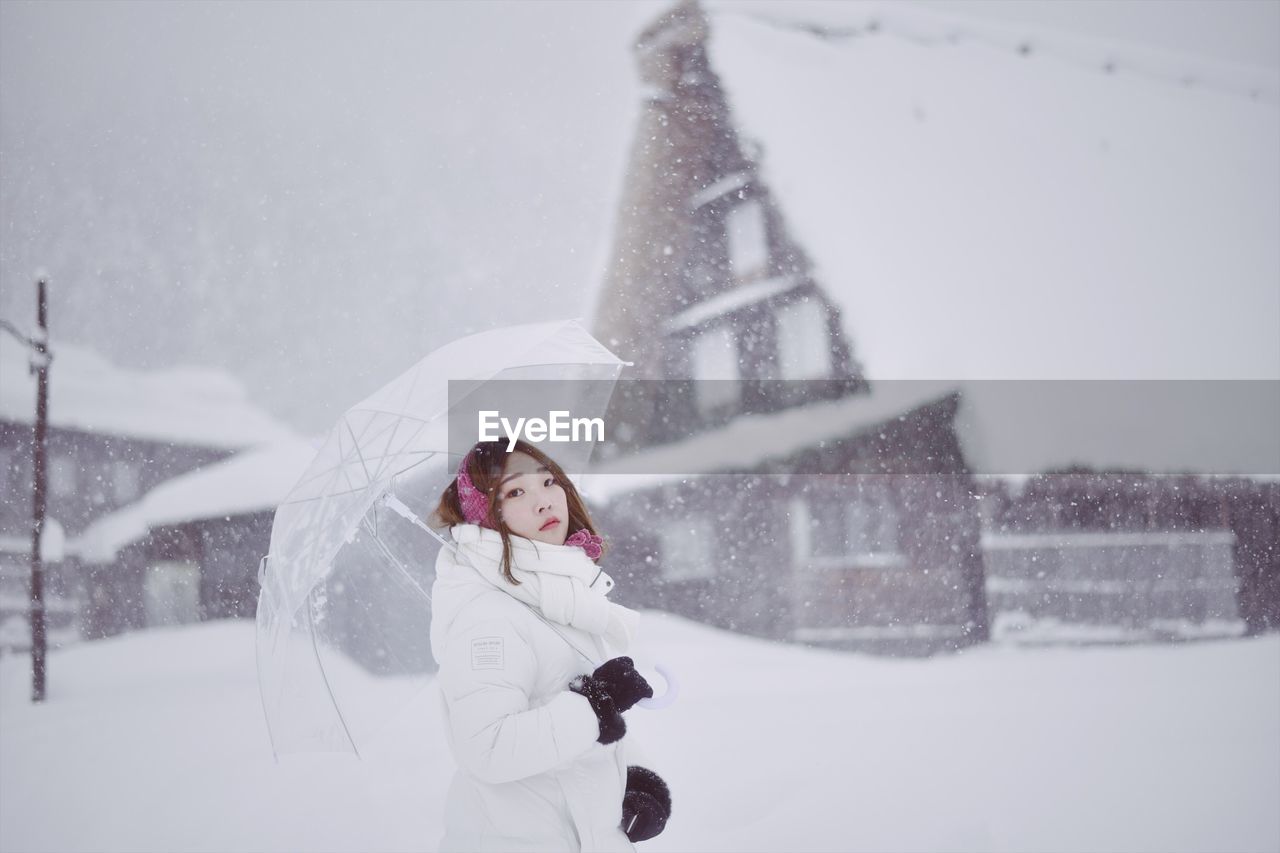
[540,517,560,531]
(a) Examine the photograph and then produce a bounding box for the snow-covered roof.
[76,438,319,564]
[689,170,753,209]
[699,0,1279,381]
[665,274,802,333]
[581,379,1279,500]
[0,335,298,448]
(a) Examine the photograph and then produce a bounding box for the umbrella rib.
[342,407,427,487]
[365,415,418,483]
[286,447,439,499]
[343,407,439,425]
[374,414,438,482]
[287,433,364,494]
[277,406,451,503]
[389,447,442,481]
[342,409,395,495]
[275,455,443,507]
[277,429,365,501]
[344,412,379,487]
[330,419,360,498]
[330,411,385,499]
[378,410,430,480]
[305,589,361,759]
[299,409,404,494]
[325,410,441,496]
[468,360,620,374]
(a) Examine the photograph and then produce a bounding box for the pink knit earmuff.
[455,447,495,529]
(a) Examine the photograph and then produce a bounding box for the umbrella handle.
[635,662,679,710]
[381,493,454,550]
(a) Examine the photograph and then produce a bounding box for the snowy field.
[1,614,1277,853]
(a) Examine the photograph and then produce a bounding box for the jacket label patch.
[471,636,505,670]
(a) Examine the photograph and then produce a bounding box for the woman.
[429,439,673,852]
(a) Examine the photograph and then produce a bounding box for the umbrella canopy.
[255,318,627,759]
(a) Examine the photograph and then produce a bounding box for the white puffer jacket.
[429,524,644,853]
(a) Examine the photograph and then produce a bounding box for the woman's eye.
[505,487,524,499]
[544,477,555,487]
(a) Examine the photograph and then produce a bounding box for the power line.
[714,5,1280,108]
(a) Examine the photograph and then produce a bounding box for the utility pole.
[30,278,51,702]
[2,277,53,701]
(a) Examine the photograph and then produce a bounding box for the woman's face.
[496,451,569,546]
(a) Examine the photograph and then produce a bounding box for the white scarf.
[449,524,640,655]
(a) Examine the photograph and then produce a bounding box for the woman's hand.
[621,765,672,842]
[589,656,653,711]
[568,656,653,744]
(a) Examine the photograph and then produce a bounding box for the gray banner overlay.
[448,380,1280,476]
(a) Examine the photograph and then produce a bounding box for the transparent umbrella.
[255,318,648,760]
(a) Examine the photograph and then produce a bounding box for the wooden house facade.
[979,472,1279,641]
[76,439,313,639]
[0,417,234,650]
[78,511,276,639]
[0,335,298,649]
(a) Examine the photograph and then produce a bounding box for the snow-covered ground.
[1,615,1276,853]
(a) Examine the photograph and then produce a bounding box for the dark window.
[655,517,716,581]
[726,199,769,280]
[804,481,904,565]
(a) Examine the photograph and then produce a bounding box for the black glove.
[620,765,672,843]
[590,656,653,712]
[569,657,653,745]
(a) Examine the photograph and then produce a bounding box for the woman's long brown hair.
[432,439,607,585]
